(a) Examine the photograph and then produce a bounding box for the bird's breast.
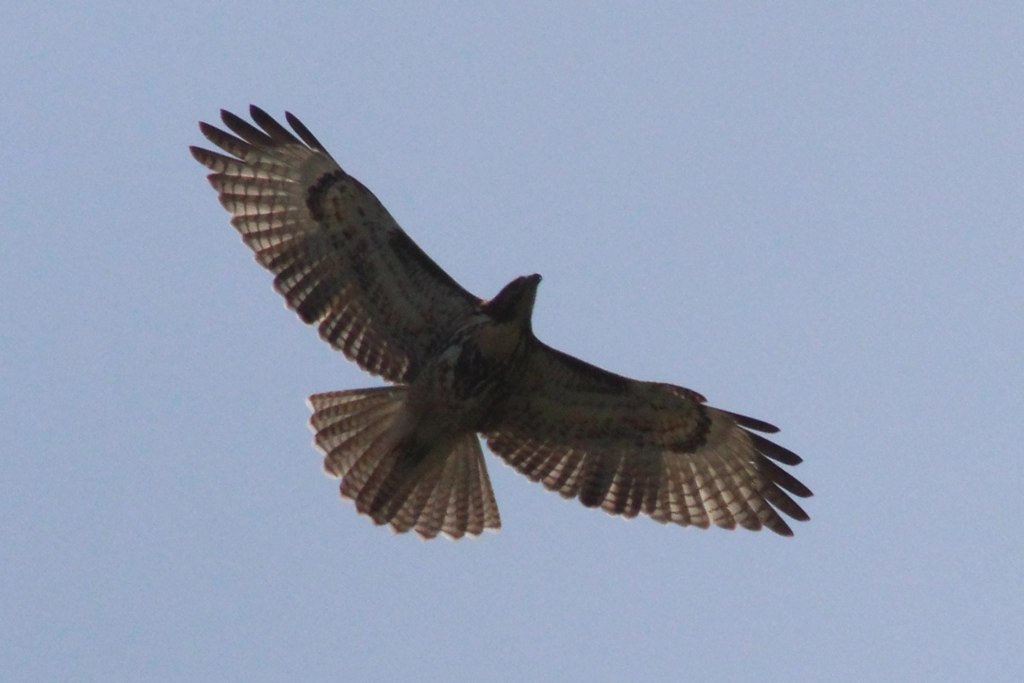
[473,320,523,362]
[408,320,524,420]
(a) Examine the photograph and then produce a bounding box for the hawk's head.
[484,274,542,330]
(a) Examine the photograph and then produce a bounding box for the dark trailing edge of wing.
[240,105,331,156]
[193,107,482,312]
[749,432,802,466]
[285,111,329,153]
[722,409,779,434]
[191,106,330,162]
[220,108,276,147]
[758,457,813,498]
[191,105,813,535]
[191,105,485,383]
[247,105,304,146]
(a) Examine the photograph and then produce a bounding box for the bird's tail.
[307,387,501,539]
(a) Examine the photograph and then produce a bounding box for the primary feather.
[192,106,812,539]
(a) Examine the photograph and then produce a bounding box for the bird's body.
[191,106,812,539]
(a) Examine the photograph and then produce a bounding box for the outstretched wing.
[190,106,480,383]
[483,343,812,535]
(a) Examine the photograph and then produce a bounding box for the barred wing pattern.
[485,344,811,535]
[190,106,480,383]
[193,106,811,538]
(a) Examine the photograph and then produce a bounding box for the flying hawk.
[190,106,811,539]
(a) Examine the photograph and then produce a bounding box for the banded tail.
[308,387,501,539]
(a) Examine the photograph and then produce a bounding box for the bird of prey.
[190,106,811,540]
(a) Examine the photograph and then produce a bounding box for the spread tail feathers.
[308,387,501,539]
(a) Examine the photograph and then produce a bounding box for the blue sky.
[3,3,1022,681]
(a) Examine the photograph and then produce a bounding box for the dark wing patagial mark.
[193,105,812,539]
[190,105,481,383]
[484,341,812,536]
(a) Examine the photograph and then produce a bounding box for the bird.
[190,105,812,540]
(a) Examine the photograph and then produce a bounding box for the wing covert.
[190,105,480,383]
[483,343,812,535]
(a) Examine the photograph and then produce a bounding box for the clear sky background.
[3,4,1022,681]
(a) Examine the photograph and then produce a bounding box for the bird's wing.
[483,343,812,535]
[190,106,480,383]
